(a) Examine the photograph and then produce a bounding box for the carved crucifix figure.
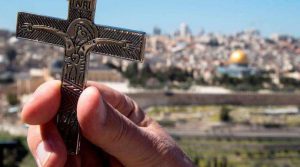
[16,0,146,155]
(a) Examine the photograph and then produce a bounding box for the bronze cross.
[16,0,146,155]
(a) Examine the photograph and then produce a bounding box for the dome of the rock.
[229,50,248,65]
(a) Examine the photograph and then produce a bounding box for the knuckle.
[114,94,127,111]
[156,137,176,155]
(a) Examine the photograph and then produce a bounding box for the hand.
[20,23,33,32]
[21,80,194,167]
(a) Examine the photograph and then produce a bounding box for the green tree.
[6,48,17,63]
[220,106,232,123]
[7,93,20,106]
[5,48,17,71]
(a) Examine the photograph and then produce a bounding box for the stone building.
[217,50,259,78]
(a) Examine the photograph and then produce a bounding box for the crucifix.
[16,0,146,155]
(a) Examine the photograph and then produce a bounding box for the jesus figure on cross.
[16,0,146,155]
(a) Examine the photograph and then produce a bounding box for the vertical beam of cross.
[68,0,97,22]
[16,0,146,155]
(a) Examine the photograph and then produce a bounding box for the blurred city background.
[0,0,300,166]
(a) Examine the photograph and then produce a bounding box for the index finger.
[87,81,145,125]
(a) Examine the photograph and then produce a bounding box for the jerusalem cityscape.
[0,22,300,166]
[1,23,300,93]
[0,1,300,166]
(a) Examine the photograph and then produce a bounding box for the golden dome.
[229,50,248,65]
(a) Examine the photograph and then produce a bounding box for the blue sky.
[0,0,299,37]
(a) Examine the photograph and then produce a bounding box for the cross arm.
[16,12,69,47]
[92,25,146,62]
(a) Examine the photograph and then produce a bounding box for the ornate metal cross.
[16,0,146,155]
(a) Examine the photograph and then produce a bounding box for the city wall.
[127,92,300,109]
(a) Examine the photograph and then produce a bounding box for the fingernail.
[36,141,52,167]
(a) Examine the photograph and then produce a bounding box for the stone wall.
[127,92,300,109]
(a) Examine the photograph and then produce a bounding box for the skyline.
[0,0,300,37]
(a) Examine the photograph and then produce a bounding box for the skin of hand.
[21,80,194,167]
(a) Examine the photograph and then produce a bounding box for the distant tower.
[153,26,162,36]
[198,28,205,36]
[179,22,191,37]
[166,53,172,67]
